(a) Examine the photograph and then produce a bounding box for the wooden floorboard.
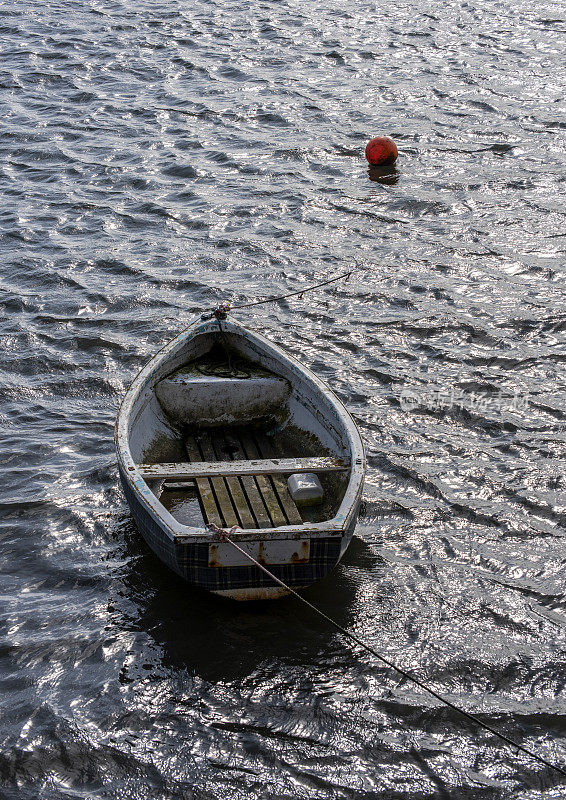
[254,433,303,525]
[182,425,311,530]
[209,429,256,529]
[223,430,272,528]
[238,429,287,527]
[185,435,222,527]
[196,432,239,528]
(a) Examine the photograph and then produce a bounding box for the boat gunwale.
[115,314,365,543]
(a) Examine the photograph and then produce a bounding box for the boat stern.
[174,529,345,601]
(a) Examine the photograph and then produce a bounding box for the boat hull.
[119,463,359,600]
[116,314,365,601]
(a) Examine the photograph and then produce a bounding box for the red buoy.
[365,136,398,166]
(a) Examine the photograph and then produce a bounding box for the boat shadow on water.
[113,518,386,685]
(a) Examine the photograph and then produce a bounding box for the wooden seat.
[137,456,348,480]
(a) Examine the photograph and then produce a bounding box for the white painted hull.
[115,314,365,600]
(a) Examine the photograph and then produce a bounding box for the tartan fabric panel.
[175,537,342,591]
[120,471,180,573]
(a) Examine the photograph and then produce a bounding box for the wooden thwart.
[138,456,348,480]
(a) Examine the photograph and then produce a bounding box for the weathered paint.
[156,372,290,427]
[115,313,366,600]
[208,538,311,568]
[137,456,348,480]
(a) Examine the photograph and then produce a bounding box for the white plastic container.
[287,473,323,507]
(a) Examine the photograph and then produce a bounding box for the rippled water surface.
[1,0,566,797]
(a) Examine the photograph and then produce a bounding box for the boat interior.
[130,336,352,530]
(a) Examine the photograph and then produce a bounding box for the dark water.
[1,0,565,797]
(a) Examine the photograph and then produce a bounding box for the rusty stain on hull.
[290,540,310,564]
[207,538,311,568]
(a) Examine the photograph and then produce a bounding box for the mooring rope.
[207,523,566,780]
[201,269,357,320]
[231,269,355,308]
[201,273,352,374]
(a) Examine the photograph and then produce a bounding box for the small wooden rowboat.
[115,308,365,600]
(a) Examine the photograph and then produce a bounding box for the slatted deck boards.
[184,428,303,529]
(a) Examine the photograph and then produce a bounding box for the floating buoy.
[365,136,398,166]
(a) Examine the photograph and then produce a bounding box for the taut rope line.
[207,523,566,780]
[201,269,357,320]
[231,269,354,308]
